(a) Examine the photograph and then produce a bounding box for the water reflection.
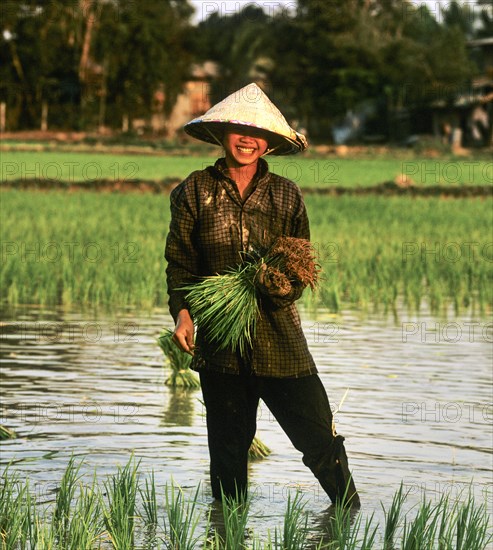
[0,304,491,540]
[161,387,199,427]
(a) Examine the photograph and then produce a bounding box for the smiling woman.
[222,128,269,197]
[164,82,360,507]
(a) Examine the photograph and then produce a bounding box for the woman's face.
[222,126,269,167]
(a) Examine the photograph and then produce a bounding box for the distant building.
[146,62,218,138]
[430,38,493,148]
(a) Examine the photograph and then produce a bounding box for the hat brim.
[184,120,306,156]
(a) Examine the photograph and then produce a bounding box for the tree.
[442,0,476,39]
[0,0,194,130]
[476,0,493,37]
[191,5,271,103]
[93,0,194,129]
[264,0,476,140]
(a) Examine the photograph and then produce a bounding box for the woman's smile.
[223,130,269,167]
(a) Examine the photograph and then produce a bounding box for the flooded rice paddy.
[1,305,491,543]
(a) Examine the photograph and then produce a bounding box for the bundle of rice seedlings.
[182,237,320,356]
[158,329,200,389]
[266,236,320,290]
[196,398,272,461]
[248,436,271,460]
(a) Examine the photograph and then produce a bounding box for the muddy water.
[1,305,491,543]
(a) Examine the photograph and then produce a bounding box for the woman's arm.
[164,182,199,352]
[257,194,311,308]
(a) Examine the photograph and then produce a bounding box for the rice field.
[0,189,491,314]
[1,150,492,188]
[1,148,491,548]
[1,457,491,549]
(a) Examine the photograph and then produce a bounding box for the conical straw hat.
[184,83,307,155]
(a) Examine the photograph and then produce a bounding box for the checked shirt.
[164,157,317,378]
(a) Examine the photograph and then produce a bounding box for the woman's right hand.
[173,309,195,356]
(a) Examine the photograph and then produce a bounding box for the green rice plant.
[182,262,260,357]
[396,489,492,550]
[52,455,83,546]
[139,470,158,528]
[33,511,56,550]
[139,470,160,549]
[2,462,493,550]
[158,329,200,389]
[1,190,492,314]
[0,467,34,550]
[326,500,361,549]
[2,150,492,188]
[452,492,492,550]
[214,489,251,550]
[401,498,441,550]
[183,237,319,357]
[66,473,104,550]
[435,495,455,550]
[382,482,407,549]
[101,458,140,550]
[0,425,16,440]
[20,488,37,549]
[248,436,271,460]
[163,482,203,549]
[358,513,378,550]
[278,490,309,549]
[306,195,493,315]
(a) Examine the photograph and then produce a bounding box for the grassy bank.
[1,150,492,188]
[1,458,491,549]
[1,190,491,314]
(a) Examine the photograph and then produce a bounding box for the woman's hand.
[173,309,195,356]
[256,263,292,297]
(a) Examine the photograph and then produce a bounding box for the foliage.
[0,0,194,130]
[191,5,271,103]
[1,459,492,549]
[1,0,485,138]
[182,262,260,357]
[265,0,476,138]
[2,149,493,187]
[0,425,16,440]
[158,328,200,388]
[182,237,319,357]
[1,188,491,315]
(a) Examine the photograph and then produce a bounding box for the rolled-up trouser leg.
[259,374,360,507]
[306,434,360,507]
[199,370,259,500]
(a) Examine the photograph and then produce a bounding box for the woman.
[165,83,359,507]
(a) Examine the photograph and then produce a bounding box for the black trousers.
[199,370,359,505]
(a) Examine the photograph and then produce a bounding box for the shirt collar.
[212,157,270,187]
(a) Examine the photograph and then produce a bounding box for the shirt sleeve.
[164,181,199,322]
[263,192,311,309]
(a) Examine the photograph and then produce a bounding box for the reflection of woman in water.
[165,83,359,507]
